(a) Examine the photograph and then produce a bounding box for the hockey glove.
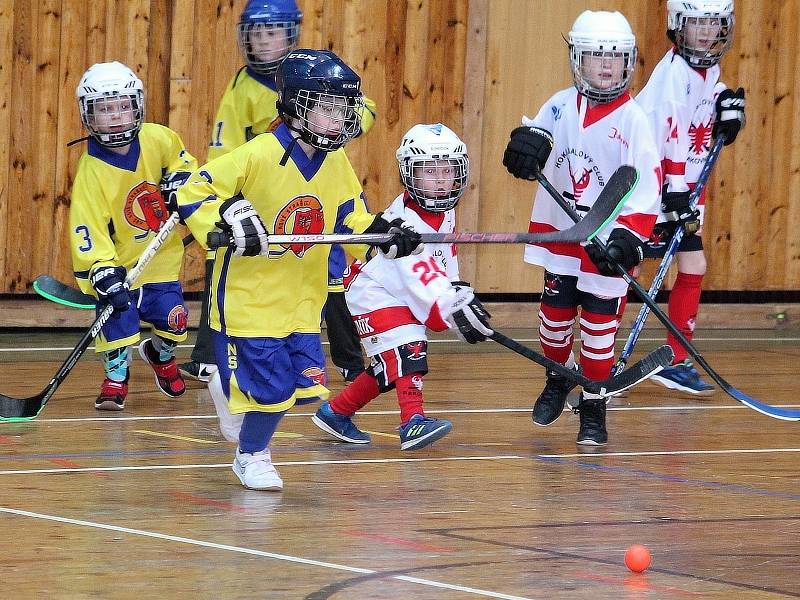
[90,265,130,316]
[364,213,424,259]
[447,285,493,344]
[218,197,270,257]
[586,228,644,277]
[160,171,193,215]
[661,191,701,234]
[713,87,745,145]
[503,126,553,180]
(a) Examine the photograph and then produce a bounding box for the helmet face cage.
[672,13,734,68]
[237,20,300,75]
[290,89,363,151]
[570,43,636,103]
[400,156,469,212]
[79,91,144,147]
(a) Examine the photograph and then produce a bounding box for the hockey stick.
[490,331,673,396]
[0,213,182,420]
[204,173,633,250]
[613,135,725,375]
[533,165,800,421]
[31,234,196,310]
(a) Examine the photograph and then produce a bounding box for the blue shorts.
[96,281,188,352]
[212,331,330,414]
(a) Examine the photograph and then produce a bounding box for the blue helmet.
[276,49,364,152]
[238,0,303,75]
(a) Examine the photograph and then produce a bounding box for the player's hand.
[713,87,745,145]
[586,228,644,277]
[661,191,700,234]
[218,197,270,257]
[503,126,553,180]
[448,284,493,344]
[90,266,130,316]
[364,213,424,259]
[160,171,192,214]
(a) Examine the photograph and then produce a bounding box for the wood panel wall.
[0,0,796,295]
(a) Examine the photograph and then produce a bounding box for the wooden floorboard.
[0,332,798,599]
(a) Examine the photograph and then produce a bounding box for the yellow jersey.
[70,123,198,295]
[177,124,376,338]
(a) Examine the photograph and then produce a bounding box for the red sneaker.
[96,378,128,411]
[138,339,186,398]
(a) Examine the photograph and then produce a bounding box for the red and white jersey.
[344,192,462,356]
[637,48,726,224]
[522,88,661,298]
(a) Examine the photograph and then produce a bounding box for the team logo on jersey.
[302,366,327,386]
[167,304,188,332]
[567,159,592,203]
[551,104,562,121]
[273,195,325,258]
[123,181,165,238]
[404,341,427,360]
[688,118,713,155]
[543,272,562,296]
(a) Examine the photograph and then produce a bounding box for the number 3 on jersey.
[412,256,447,286]
[75,224,93,252]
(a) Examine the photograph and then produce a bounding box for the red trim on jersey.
[528,221,582,257]
[425,302,450,333]
[616,213,658,239]
[662,158,686,176]
[351,306,420,337]
[687,181,707,206]
[403,192,445,230]
[343,260,363,290]
[578,92,632,128]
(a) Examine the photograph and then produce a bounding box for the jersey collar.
[88,137,140,172]
[577,91,631,128]
[273,123,326,181]
[403,192,446,230]
[245,67,278,91]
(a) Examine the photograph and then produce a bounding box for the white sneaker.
[209,372,243,443]
[232,448,283,491]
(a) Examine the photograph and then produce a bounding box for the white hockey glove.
[446,284,493,344]
[218,197,270,257]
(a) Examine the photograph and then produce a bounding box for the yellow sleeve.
[358,95,378,137]
[342,191,378,261]
[164,128,199,173]
[68,161,118,296]
[207,71,249,162]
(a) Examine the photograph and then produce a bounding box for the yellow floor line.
[363,429,400,440]
[133,430,220,444]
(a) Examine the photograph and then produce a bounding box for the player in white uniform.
[503,11,661,445]
[636,0,745,395]
[311,124,493,450]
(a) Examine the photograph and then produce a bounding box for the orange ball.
[624,544,652,573]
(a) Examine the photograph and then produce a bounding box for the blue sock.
[239,410,285,454]
[103,347,129,383]
[151,336,178,363]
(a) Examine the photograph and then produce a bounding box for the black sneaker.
[178,361,217,383]
[532,366,579,426]
[575,393,608,446]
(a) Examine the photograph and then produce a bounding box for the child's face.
[412,160,457,199]
[306,96,349,137]
[249,24,290,63]
[90,96,136,133]
[683,17,723,53]
[580,52,626,93]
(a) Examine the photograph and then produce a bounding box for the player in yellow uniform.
[70,61,197,410]
[181,0,375,384]
[175,50,424,491]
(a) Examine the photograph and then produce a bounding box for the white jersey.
[637,48,726,224]
[344,192,462,356]
[522,88,661,297]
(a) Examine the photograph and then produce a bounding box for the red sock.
[538,304,578,365]
[395,373,425,424]
[329,371,380,416]
[667,272,703,364]
[616,294,628,328]
[579,309,618,381]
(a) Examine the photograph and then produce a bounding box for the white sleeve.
[521,94,558,132]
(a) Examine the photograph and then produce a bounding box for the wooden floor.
[0,329,798,599]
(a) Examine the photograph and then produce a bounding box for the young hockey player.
[312,124,492,450]
[69,61,197,411]
[181,0,376,385]
[637,0,744,395]
[175,50,436,490]
[502,11,661,445]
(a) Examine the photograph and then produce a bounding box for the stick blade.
[593,344,674,396]
[720,383,800,421]
[0,393,45,421]
[33,275,96,310]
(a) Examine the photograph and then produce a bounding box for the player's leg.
[324,291,366,383]
[136,282,188,397]
[94,294,141,411]
[180,258,218,383]
[574,292,622,446]
[651,238,714,395]
[533,271,580,426]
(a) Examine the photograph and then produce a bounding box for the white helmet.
[396,123,469,212]
[76,61,144,147]
[667,0,734,68]
[568,11,637,103]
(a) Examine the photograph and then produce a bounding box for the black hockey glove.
[364,213,424,259]
[503,126,553,180]
[586,228,644,277]
[713,87,745,146]
[218,197,270,257]
[448,284,493,344]
[90,265,130,316]
[160,171,193,215]
[661,191,700,234]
